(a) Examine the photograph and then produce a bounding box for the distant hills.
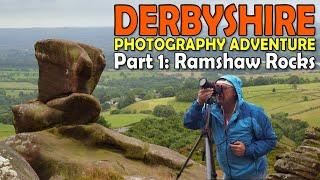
[0,27,318,70]
[0,27,114,68]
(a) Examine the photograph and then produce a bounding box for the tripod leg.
[207,134,217,179]
[205,136,213,180]
[176,133,203,180]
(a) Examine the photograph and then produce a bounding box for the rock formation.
[3,39,206,179]
[267,127,320,180]
[35,39,106,102]
[4,124,204,179]
[12,39,105,133]
[0,142,39,180]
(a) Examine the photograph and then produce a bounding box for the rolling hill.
[125,83,320,127]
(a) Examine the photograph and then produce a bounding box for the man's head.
[215,79,237,106]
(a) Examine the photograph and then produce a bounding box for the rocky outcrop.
[35,39,106,102]
[267,127,320,180]
[12,94,101,133]
[7,39,206,179]
[53,124,194,169]
[12,39,105,133]
[4,124,204,179]
[0,142,39,180]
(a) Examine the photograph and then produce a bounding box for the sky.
[0,0,318,28]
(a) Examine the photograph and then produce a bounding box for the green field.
[0,113,155,139]
[5,90,36,98]
[101,112,156,128]
[101,71,156,80]
[0,82,37,90]
[241,70,320,80]
[124,97,190,113]
[1,69,319,138]
[125,83,320,127]
[0,123,15,140]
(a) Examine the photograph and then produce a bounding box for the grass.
[0,82,37,90]
[241,70,320,80]
[124,97,190,113]
[0,123,15,140]
[291,109,320,127]
[102,70,320,81]
[5,90,36,98]
[101,112,156,128]
[26,130,178,179]
[101,71,156,80]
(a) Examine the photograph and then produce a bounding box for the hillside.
[125,83,320,127]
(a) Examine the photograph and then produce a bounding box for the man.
[184,75,277,180]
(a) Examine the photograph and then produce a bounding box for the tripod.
[176,98,217,180]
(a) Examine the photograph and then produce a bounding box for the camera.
[199,78,223,96]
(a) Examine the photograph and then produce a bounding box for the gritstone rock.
[12,93,101,133]
[0,142,39,180]
[12,39,105,133]
[4,124,204,180]
[267,127,320,180]
[35,39,106,102]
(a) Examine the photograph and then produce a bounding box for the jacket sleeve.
[244,109,277,160]
[183,100,205,130]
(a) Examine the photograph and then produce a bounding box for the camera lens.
[199,78,207,88]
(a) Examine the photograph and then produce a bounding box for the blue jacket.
[183,75,277,179]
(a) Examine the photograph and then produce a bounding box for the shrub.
[96,116,111,128]
[153,105,176,117]
[110,109,121,114]
[140,110,153,114]
[117,93,135,109]
[101,102,111,111]
[271,112,308,145]
[120,109,132,114]
[159,86,175,97]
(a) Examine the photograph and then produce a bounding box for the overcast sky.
[0,0,318,28]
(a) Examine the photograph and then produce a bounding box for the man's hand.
[229,141,245,156]
[197,88,214,105]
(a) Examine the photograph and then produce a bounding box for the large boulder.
[4,124,205,180]
[267,127,320,180]
[12,93,101,133]
[51,123,195,169]
[0,142,39,180]
[35,39,106,102]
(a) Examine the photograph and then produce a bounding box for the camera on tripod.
[177,78,219,180]
[199,78,223,96]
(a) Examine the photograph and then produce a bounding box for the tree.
[153,105,176,117]
[287,75,300,84]
[176,89,198,102]
[253,76,269,85]
[271,112,308,145]
[118,93,136,109]
[143,91,156,100]
[96,115,111,128]
[292,84,298,90]
[159,86,175,97]
[0,89,6,96]
[131,88,146,99]
[101,102,111,111]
